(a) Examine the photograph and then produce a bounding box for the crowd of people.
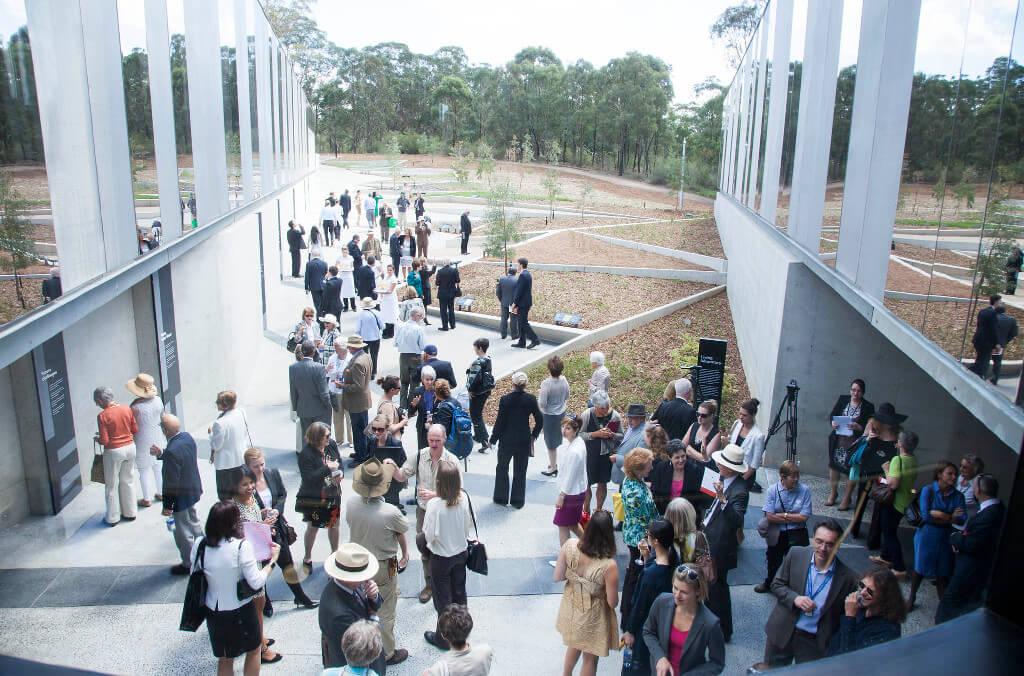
[83,187,1008,675]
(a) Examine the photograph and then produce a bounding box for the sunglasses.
[304,314,314,318]
[372,427,386,433]
[857,581,874,596]
[675,564,700,582]
[696,412,709,419]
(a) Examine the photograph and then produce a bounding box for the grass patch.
[896,218,983,229]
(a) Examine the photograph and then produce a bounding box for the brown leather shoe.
[386,648,409,665]
[418,586,432,604]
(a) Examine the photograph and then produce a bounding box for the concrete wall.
[0,366,28,525]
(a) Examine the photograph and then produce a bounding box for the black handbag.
[286,332,298,352]
[235,541,263,601]
[180,540,208,632]
[462,490,488,575]
[904,490,925,528]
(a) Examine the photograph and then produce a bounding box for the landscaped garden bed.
[486,231,709,270]
[594,218,725,258]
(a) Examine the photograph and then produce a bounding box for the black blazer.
[305,257,327,292]
[643,595,725,675]
[286,227,305,252]
[322,277,343,316]
[416,357,457,388]
[703,475,750,571]
[253,466,291,541]
[296,442,341,511]
[347,240,363,267]
[489,389,543,450]
[161,432,203,513]
[354,265,377,300]
[419,266,435,304]
[652,398,696,442]
[436,264,460,299]
[649,457,707,509]
[974,305,1000,350]
[512,269,533,309]
[318,580,386,672]
[389,233,402,258]
[946,502,1006,602]
[340,193,351,212]
[460,213,472,234]
[828,395,874,431]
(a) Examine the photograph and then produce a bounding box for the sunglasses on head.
[675,564,700,582]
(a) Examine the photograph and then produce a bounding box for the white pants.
[103,444,138,524]
[135,449,162,501]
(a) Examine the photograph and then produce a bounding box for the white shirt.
[702,475,737,527]
[425,644,494,676]
[978,498,1000,513]
[401,448,462,510]
[319,206,336,222]
[209,408,247,470]
[191,537,267,612]
[422,496,475,558]
[558,437,587,496]
[326,352,351,394]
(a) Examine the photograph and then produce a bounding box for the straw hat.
[321,313,338,326]
[352,458,395,499]
[711,443,749,473]
[324,542,379,582]
[346,335,367,349]
[359,297,377,310]
[125,373,158,399]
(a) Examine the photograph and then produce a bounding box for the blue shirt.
[763,481,813,531]
[393,320,424,354]
[795,559,835,634]
[356,309,382,341]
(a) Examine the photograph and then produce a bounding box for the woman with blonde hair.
[398,284,425,322]
[643,565,725,675]
[664,497,708,564]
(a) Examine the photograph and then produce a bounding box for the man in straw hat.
[319,542,387,673]
[346,458,411,666]
[340,335,374,467]
[703,443,752,643]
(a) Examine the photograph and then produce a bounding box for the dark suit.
[388,232,402,274]
[415,357,457,388]
[160,432,203,566]
[496,274,518,339]
[354,264,377,301]
[971,304,1000,376]
[512,268,538,346]
[319,579,387,673]
[435,264,460,330]
[289,357,332,434]
[936,501,1006,623]
[41,276,62,303]
[764,545,858,666]
[286,226,305,277]
[322,276,343,318]
[702,474,750,641]
[991,311,1019,383]
[489,389,542,508]
[643,595,725,675]
[651,397,696,442]
[305,257,328,317]
[340,193,351,225]
[347,239,363,269]
[459,213,472,254]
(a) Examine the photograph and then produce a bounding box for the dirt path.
[544,164,714,206]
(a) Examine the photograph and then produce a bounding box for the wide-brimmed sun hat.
[711,444,749,474]
[359,297,377,310]
[352,458,395,499]
[125,373,158,399]
[324,542,379,582]
[873,402,908,426]
[321,313,338,325]
[346,335,367,349]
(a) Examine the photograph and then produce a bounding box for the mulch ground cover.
[486,231,708,270]
[594,218,726,259]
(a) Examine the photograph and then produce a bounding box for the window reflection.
[246,0,260,198]
[219,0,241,209]
[167,0,194,230]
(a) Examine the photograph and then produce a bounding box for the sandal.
[261,651,283,664]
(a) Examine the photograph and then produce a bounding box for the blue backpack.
[442,400,474,460]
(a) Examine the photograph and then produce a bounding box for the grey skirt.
[542,413,564,450]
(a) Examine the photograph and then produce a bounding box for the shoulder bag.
[462,490,488,575]
[903,487,927,528]
[180,540,208,632]
[869,456,897,506]
[91,438,105,484]
[693,530,717,585]
[756,485,784,547]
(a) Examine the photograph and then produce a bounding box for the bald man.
[150,413,204,574]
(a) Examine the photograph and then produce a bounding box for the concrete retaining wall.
[472,259,727,284]
[583,232,728,272]
[884,290,972,303]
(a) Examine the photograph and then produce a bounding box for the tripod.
[765,380,799,464]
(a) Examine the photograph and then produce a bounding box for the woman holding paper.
[231,470,284,664]
[827,379,875,508]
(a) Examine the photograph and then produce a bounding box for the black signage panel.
[696,338,728,425]
[152,265,183,420]
[31,333,81,513]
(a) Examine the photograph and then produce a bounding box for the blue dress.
[912,481,965,578]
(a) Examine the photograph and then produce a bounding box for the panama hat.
[321,313,338,325]
[359,297,377,309]
[345,335,367,349]
[711,443,749,473]
[324,542,379,582]
[125,373,158,399]
[352,458,395,499]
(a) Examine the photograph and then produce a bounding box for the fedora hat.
[873,402,907,426]
[711,443,749,474]
[359,297,377,309]
[352,458,394,499]
[626,403,647,418]
[324,542,379,582]
[321,313,338,325]
[346,335,367,349]
[125,373,158,399]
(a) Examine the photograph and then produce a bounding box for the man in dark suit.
[414,345,457,388]
[459,210,472,255]
[354,255,378,301]
[388,230,402,276]
[305,250,328,318]
[990,306,1019,384]
[510,257,540,349]
[290,340,332,435]
[340,189,352,228]
[41,267,62,303]
[435,260,461,331]
[319,544,388,673]
[286,220,306,278]
[702,444,751,643]
[936,473,1006,623]
[757,518,858,668]
[651,378,697,441]
[414,193,425,219]
[322,266,343,319]
[347,234,363,269]
[150,413,203,575]
[970,294,1002,377]
[495,267,519,340]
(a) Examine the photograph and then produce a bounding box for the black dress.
[296,441,342,528]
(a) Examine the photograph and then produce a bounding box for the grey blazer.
[764,545,859,654]
[289,358,331,418]
[643,594,725,675]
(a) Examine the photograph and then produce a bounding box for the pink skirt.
[553,492,586,527]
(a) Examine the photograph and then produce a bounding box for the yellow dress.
[555,539,619,656]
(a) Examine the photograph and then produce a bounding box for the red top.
[97,403,138,449]
[668,627,689,670]
[671,479,685,497]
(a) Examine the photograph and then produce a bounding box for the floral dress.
[622,477,657,547]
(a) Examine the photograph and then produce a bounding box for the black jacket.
[319,580,386,672]
[460,213,472,234]
[305,257,327,292]
[416,357,457,388]
[466,356,493,395]
[296,441,341,512]
[253,467,293,545]
[286,227,306,252]
[323,277,343,316]
[436,264,460,299]
[649,457,708,511]
[828,611,901,656]
[652,398,696,442]
[703,475,750,571]
[354,265,377,300]
[625,561,675,663]
[945,502,1006,606]
[419,265,435,304]
[828,395,874,430]
[973,305,1000,350]
[160,432,202,513]
[347,239,363,267]
[995,309,1018,346]
[389,233,402,258]
[512,269,533,309]
[489,388,542,450]
[644,595,725,675]
[340,193,351,213]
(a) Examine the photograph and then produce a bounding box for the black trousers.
[469,391,490,443]
[620,545,643,631]
[311,289,324,317]
[366,339,380,378]
[879,502,907,572]
[706,567,733,640]
[290,249,301,277]
[322,221,333,246]
[971,345,993,378]
[460,231,470,254]
[399,353,421,409]
[515,306,538,346]
[391,254,401,275]
[494,445,529,507]
[428,548,468,646]
[439,295,456,329]
[991,352,1005,383]
[764,628,824,667]
[850,483,882,548]
[765,527,809,585]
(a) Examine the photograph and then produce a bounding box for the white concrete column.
[734,58,752,201]
[760,0,794,224]
[145,0,182,240]
[746,15,771,210]
[836,0,922,299]
[184,0,229,223]
[255,7,273,194]
[234,0,254,201]
[269,39,280,189]
[786,0,843,251]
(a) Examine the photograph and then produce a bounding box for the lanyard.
[806,562,833,601]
